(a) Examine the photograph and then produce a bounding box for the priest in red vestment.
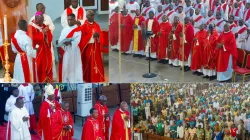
[120,9,134,54]
[27,12,53,82]
[145,11,160,60]
[111,102,131,140]
[80,10,105,82]
[94,95,110,140]
[132,9,146,57]
[110,7,120,51]
[191,24,207,75]
[178,17,194,72]
[38,84,61,140]
[81,108,103,140]
[169,16,182,66]
[52,102,74,140]
[216,23,238,82]
[158,15,172,63]
[203,23,219,80]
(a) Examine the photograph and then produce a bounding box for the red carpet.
[0,123,40,140]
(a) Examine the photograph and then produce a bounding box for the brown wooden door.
[82,0,95,6]
[101,0,109,11]
[0,0,27,75]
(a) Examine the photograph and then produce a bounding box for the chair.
[232,48,246,82]
[233,54,250,83]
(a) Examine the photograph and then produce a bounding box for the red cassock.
[169,22,182,60]
[38,100,61,140]
[80,21,105,82]
[145,18,160,53]
[27,21,53,82]
[110,109,131,140]
[178,23,194,61]
[203,30,219,69]
[216,31,238,72]
[81,117,102,140]
[191,30,207,71]
[158,22,172,60]
[94,102,110,140]
[109,13,120,46]
[133,15,146,52]
[52,109,74,140]
[120,14,133,52]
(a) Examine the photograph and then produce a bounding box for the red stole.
[66,7,84,20]
[11,33,31,82]
[194,3,202,9]
[58,26,81,82]
[216,20,224,27]
[164,6,170,12]
[185,7,192,14]
[194,15,203,22]
[167,11,175,17]
[156,12,164,20]
[221,3,227,12]
[209,0,214,10]
[244,9,250,21]
[143,7,152,15]
[230,23,237,30]
[239,2,243,10]
[206,17,215,25]
[237,26,247,34]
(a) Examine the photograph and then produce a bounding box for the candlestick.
[3,40,12,82]
[4,15,8,41]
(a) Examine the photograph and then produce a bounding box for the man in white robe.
[150,0,161,10]
[58,13,83,83]
[193,8,205,34]
[232,2,243,24]
[235,19,248,49]
[184,0,194,17]
[212,12,226,34]
[11,20,36,83]
[9,97,31,140]
[18,83,37,134]
[166,4,176,24]
[204,10,215,29]
[142,0,156,19]
[29,3,57,81]
[61,0,86,28]
[126,0,140,18]
[174,5,185,24]
[155,5,165,23]
[193,0,205,17]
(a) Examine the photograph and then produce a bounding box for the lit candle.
[4,15,7,41]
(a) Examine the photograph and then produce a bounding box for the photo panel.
[0,83,131,140]
[109,0,247,83]
[0,0,109,83]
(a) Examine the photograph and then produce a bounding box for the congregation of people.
[10,0,106,83]
[131,83,250,140]
[109,0,250,82]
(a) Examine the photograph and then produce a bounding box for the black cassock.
[0,84,13,124]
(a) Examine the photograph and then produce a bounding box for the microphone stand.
[142,32,157,78]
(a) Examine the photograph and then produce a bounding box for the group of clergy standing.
[10,0,106,83]
[109,0,250,82]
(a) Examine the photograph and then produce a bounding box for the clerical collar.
[70,5,79,10]
[224,30,230,33]
[88,21,94,24]
[119,109,125,113]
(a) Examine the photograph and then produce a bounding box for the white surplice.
[58,25,83,83]
[212,19,226,34]
[18,84,35,115]
[10,106,31,140]
[109,1,119,17]
[193,14,205,34]
[141,7,156,20]
[235,25,248,50]
[11,30,36,83]
[61,5,86,28]
[30,14,57,80]
[126,2,140,18]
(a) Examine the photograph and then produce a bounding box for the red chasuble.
[58,26,81,82]
[11,33,31,82]
[27,21,53,82]
[158,21,172,60]
[191,30,207,70]
[133,15,146,52]
[145,18,160,53]
[120,14,133,52]
[94,102,110,140]
[216,31,238,72]
[109,13,120,46]
[203,29,219,69]
[169,22,182,60]
[52,109,74,140]
[38,100,61,140]
[81,117,102,140]
[110,109,131,140]
[178,23,194,61]
[80,21,105,82]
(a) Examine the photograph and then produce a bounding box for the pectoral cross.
[94,66,98,74]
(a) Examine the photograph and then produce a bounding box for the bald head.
[86,10,95,22]
[184,16,190,24]
[224,23,230,32]
[61,101,70,111]
[99,95,107,105]
[18,20,28,31]
[120,101,128,112]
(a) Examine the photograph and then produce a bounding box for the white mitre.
[45,84,55,96]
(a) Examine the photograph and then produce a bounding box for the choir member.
[156,5,165,23]
[231,2,243,25]
[204,10,216,29]
[142,0,156,19]
[174,5,185,23]
[228,15,237,33]
[221,0,229,20]
[126,0,140,18]
[61,0,86,28]
[193,8,205,34]
[166,4,176,23]
[184,0,195,17]
[213,0,224,18]
[11,20,36,82]
[235,19,248,49]
[213,12,226,34]
[193,0,205,16]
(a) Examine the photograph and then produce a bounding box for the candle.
[4,15,7,41]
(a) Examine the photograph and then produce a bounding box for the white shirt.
[126,1,140,18]
[177,126,184,138]
[61,5,86,28]
[109,1,119,16]
[212,18,226,34]
[5,95,18,113]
